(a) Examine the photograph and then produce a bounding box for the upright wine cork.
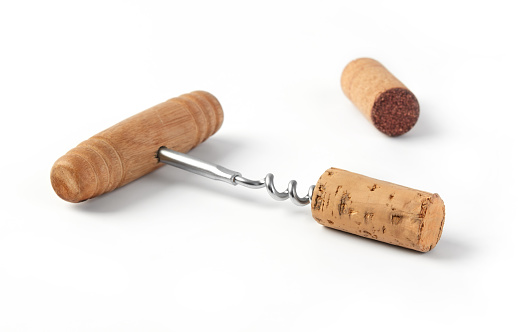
[51,91,223,203]
[311,168,445,252]
[341,58,419,136]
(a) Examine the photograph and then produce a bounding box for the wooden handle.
[51,91,224,203]
[341,58,419,136]
[311,168,445,252]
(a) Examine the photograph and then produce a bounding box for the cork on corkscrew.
[341,58,420,136]
[155,148,444,252]
[311,168,444,252]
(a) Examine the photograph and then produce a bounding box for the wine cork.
[311,168,445,252]
[341,58,419,136]
[51,91,223,203]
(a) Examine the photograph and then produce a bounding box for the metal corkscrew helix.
[157,147,315,206]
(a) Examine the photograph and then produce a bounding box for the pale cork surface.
[311,168,445,252]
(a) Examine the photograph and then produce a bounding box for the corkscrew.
[157,147,315,206]
[51,90,445,252]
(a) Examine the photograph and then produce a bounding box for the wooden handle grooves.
[51,91,223,203]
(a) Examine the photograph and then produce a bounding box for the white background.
[1,1,517,331]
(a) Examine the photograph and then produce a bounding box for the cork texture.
[341,58,419,136]
[311,168,445,252]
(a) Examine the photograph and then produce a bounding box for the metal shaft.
[156,147,314,206]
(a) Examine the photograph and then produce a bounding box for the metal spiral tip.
[265,174,315,206]
[232,173,314,206]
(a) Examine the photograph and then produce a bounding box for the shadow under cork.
[421,235,476,262]
[393,98,442,140]
[319,226,474,261]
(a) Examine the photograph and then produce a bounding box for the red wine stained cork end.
[372,88,419,137]
[341,58,420,137]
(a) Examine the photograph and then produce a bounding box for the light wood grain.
[51,91,223,203]
[311,168,445,252]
